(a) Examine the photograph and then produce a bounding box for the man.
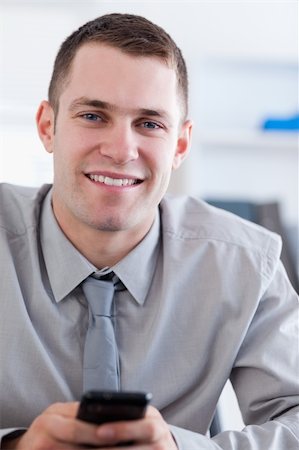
[0,13,298,450]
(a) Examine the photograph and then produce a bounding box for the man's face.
[37,43,191,239]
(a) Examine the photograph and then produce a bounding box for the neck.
[52,203,155,269]
[66,226,150,269]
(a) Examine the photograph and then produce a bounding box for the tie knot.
[82,276,114,316]
[92,270,126,292]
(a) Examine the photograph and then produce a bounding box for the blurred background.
[0,0,298,433]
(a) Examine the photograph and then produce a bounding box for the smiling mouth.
[87,174,142,187]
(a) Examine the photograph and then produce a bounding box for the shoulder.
[0,183,52,235]
[160,194,282,275]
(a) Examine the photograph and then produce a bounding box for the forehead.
[60,43,181,117]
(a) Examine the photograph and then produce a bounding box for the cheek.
[145,139,177,169]
[73,129,96,147]
[150,153,177,192]
[52,139,76,183]
[53,131,83,162]
[159,150,179,176]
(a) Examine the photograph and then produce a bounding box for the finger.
[44,401,80,417]
[32,411,103,447]
[51,415,107,447]
[95,407,169,446]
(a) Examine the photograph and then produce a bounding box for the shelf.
[198,130,298,151]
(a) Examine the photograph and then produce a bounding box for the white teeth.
[89,174,138,186]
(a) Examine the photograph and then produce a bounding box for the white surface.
[218,381,245,431]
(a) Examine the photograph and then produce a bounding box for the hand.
[93,406,178,449]
[2,403,178,449]
[2,402,105,449]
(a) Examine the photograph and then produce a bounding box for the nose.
[100,122,139,165]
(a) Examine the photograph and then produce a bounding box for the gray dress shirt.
[0,182,298,449]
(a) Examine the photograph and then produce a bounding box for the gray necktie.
[82,275,120,392]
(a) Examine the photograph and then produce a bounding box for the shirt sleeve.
[170,408,299,449]
[171,260,299,449]
[0,429,26,448]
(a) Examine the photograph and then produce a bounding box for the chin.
[88,215,130,233]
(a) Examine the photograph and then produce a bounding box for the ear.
[172,119,193,170]
[36,100,55,154]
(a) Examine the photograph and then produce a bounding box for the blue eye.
[83,113,101,121]
[142,121,160,129]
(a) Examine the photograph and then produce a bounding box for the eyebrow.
[68,96,172,122]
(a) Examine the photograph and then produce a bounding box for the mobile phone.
[77,390,152,425]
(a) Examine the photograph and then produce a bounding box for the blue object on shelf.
[262,113,299,131]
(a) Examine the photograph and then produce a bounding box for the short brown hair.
[48,13,188,119]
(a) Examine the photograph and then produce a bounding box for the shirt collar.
[40,189,95,302]
[112,213,160,305]
[40,188,160,305]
